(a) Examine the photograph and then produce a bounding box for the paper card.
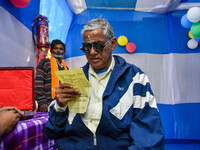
[55,68,91,114]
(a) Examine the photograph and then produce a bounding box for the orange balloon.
[126,42,136,53]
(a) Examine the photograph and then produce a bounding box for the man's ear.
[111,37,117,51]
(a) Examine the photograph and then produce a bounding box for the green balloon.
[191,22,200,37]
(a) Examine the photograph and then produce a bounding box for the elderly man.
[45,18,165,150]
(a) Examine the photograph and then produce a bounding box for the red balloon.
[126,42,136,53]
[10,0,30,8]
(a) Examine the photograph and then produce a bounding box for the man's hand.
[55,83,81,107]
[40,104,48,112]
[0,107,22,137]
[0,106,22,115]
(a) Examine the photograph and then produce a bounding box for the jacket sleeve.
[128,72,165,150]
[45,104,69,139]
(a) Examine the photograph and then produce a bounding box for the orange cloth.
[50,57,68,99]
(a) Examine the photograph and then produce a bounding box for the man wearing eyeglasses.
[45,18,165,150]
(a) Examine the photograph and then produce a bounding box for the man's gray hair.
[81,18,114,41]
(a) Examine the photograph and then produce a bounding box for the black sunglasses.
[80,40,110,53]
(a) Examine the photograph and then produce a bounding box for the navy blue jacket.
[45,55,165,150]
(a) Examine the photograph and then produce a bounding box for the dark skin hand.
[0,107,22,137]
[0,107,22,114]
[39,104,48,112]
[55,83,81,107]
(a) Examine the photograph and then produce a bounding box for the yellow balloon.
[118,36,128,46]
[189,31,194,39]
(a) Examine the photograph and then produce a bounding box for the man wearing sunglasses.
[45,18,164,150]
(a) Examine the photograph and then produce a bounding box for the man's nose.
[89,45,97,54]
[58,49,64,52]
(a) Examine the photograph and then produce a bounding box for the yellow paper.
[55,68,91,114]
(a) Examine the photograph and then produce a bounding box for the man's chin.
[90,64,104,70]
[54,57,62,60]
[52,54,64,60]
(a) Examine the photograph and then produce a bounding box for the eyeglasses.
[80,40,110,53]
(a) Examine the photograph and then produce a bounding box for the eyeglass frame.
[80,40,111,53]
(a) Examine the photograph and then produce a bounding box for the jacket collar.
[103,55,131,97]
